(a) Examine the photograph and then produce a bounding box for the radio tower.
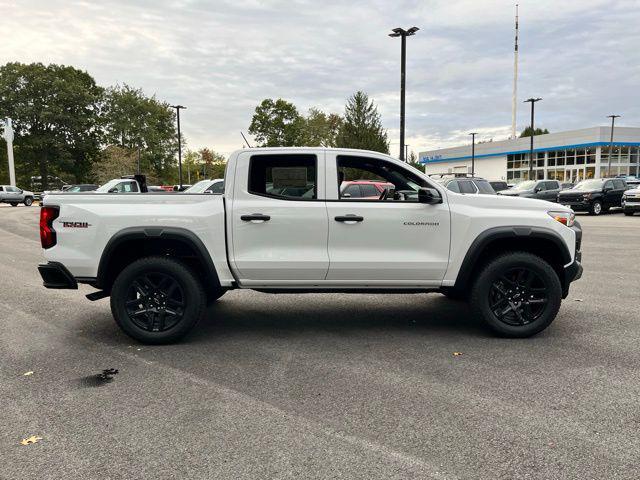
[511,4,519,139]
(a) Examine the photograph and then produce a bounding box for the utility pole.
[2,118,16,186]
[524,98,542,179]
[606,114,620,177]
[469,132,477,177]
[405,144,410,162]
[389,26,419,162]
[170,105,186,189]
[511,4,519,139]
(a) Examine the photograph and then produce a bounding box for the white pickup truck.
[38,147,583,343]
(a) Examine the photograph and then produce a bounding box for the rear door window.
[249,154,317,200]
[613,179,626,189]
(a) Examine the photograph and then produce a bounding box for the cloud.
[1,0,639,157]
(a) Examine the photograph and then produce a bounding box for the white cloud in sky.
[1,0,639,157]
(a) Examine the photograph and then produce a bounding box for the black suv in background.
[558,178,628,215]
[497,179,561,202]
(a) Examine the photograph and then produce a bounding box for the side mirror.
[418,187,442,204]
[108,187,118,193]
[204,189,213,194]
[603,186,612,192]
[341,193,351,198]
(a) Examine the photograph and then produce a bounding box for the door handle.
[335,215,364,223]
[241,214,271,222]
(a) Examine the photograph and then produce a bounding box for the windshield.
[511,180,536,191]
[185,180,213,193]
[573,179,604,190]
[95,179,121,193]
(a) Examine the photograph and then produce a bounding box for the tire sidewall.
[24,197,33,206]
[591,200,602,215]
[472,253,562,337]
[110,257,205,344]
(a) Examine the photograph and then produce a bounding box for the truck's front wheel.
[110,256,206,344]
[470,252,562,338]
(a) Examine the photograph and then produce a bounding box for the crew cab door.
[229,152,329,282]
[325,152,450,283]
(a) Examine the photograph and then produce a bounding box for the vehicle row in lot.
[557,178,628,215]
[622,185,640,215]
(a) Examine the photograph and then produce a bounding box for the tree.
[0,62,104,188]
[103,84,178,181]
[198,148,226,179]
[90,146,138,184]
[336,91,389,154]
[520,126,549,138]
[248,98,304,147]
[301,108,343,147]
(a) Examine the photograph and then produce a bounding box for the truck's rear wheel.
[24,197,33,206]
[110,256,206,344]
[470,252,562,338]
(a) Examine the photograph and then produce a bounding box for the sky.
[2,0,640,158]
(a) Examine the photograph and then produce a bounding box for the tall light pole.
[389,26,419,162]
[170,105,186,189]
[523,97,542,179]
[606,114,620,177]
[469,132,477,177]
[405,144,410,162]
[2,118,16,186]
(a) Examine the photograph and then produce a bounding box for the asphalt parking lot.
[1,203,639,479]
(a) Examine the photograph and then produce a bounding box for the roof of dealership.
[419,126,640,164]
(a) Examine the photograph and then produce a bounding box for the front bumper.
[622,200,640,212]
[38,262,78,289]
[559,199,591,211]
[561,222,583,298]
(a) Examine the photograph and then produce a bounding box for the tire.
[110,256,206,344]
[470,252,562,338]
[590,200,602,215]
[24,197,33,206]
[624,210,635,216]
[206,288,227,305]
[441,288,466,301]
[10,203,18,207]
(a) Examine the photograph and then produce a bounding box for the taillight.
[40,206,59,249]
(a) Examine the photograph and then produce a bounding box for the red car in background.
[340,180,395,199]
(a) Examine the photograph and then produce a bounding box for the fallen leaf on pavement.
[452,352,463,356]
[20,435,43,446]
[574,299,584,302]
[97,368,119,381]
[23,371,34,376]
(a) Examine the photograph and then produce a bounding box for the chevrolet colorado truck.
[38,148,583,343]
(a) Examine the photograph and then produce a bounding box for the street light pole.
[1,118,16,186]
[389,26,419,162]
[523,97,542,180]
[469,132,477,177]
[606,114,620,177]
[170,105,186,189]
[405,144,410,162]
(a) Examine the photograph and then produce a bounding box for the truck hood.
[448,190,570,212]
[497,189,531,196]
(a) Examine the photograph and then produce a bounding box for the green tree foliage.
[103,84,177,180]
[248,98,305,147]
[0,62,104,188]
[198,147,226,179]
[336,91,389,154]
[519,126,549,138]
[91,145,138,184]
[301,108,343,147]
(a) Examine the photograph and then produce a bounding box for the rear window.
[360,184,379,197]
[446,181,461,193]
[474,180,496,194]
[458,180,477,194]
[249,154,317,200]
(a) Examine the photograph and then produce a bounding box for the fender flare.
[96,226,221,290]
[453,226,572,290]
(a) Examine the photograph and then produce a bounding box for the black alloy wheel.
[125,272,185,332]
[488,267,548,326]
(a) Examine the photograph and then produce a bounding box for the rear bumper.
[38,262,78,289]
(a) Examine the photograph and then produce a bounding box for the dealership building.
[419,126,640,183]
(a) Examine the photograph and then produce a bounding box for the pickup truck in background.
[1,185,35,206]
[38,147,583,344]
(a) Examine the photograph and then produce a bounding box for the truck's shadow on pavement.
[83,292,488,348]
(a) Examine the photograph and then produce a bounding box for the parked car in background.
[439,177,496,195]
[340,180,394,199]
[558,178,628,215]
[96,176,144,193]
[622,185,640,216]
[184,179,224,194]
[498,180,561,202]
[172,184,192,191]
[0,185,35,206]
[64,184,98,193]
[489,180,509,192]
[560,182,574,190]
